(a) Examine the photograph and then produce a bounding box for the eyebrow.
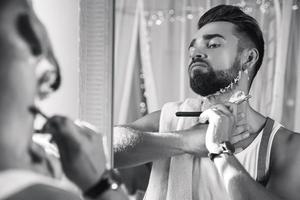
[203,34,225,40]
[188,34,225,49]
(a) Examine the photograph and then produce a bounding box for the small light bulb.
[292,4,299,10]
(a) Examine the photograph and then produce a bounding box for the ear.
[241,48,259,71]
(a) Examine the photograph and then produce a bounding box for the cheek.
[209,51,235,70]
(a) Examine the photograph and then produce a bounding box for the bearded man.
[114,5,300,200]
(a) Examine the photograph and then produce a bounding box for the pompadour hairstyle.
[198,5,264,83]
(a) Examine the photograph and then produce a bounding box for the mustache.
[188,57,210,71]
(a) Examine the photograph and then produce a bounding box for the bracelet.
[208,151,231,161]
[208,141,235,161]
[83,169,122,199]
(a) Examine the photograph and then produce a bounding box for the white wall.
[32,0,80,119]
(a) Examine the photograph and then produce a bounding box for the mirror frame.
[79,0,114,168]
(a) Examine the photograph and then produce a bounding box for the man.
[114,5,300,200]
[0,0,128,199]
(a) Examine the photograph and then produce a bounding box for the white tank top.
[145,98,282,200]
[193,119,281,200]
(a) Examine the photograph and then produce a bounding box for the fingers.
[74,120,102,137]
[211,104,232,116]
[224,102,246,120]
[224,102,237,114]
[230,131,250,144]
[232,123,249,136]
[29,142,47,162]
[42,116,101,143]
[199,109,211,123]
[236,112,245,125]
[212,105,235,125]
[42,116,78,140]
[200,104,234,123]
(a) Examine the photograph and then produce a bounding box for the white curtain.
[115,0,140,124]
[115,0,300,131]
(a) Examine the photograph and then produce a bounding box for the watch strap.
[84,169,122,199]
[208,141,235,161]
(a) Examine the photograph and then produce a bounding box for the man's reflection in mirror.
[114,4,300,200]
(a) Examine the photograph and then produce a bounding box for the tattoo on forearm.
[113,125,142,152]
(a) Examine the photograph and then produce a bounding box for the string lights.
[135,0,299,116]
[292,0,299,10]
[139,69,148,116]
[144,0,300,28]
[145,6,205,27]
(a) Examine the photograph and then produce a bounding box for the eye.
[207,43,221,49]
[207,38,223,49]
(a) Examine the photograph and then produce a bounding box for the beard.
[189,58,240,97]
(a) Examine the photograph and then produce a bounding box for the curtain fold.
[270,0,293,121]
[115,0,300,131]
[139,0,159,112]
[114,0,140,124]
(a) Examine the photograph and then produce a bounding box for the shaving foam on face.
[228,90,251,104]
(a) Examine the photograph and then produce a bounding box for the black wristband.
[208,152,222,161]
[83,169,122,199]
[208,151,232,161]
[208,141,235,161]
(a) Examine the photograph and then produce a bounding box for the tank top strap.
[256,117,274,185]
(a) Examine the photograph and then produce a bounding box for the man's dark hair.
[198,5,264,84]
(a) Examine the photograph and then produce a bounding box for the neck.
[202,71,266,134]
[205,71,249,105]
[0,102,34,170]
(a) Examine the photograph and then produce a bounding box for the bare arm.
[201,103,300,200]
[213,154,284,200]
[213,128,300,200]
[114,105,249,169]
[265,128,300,199]
[114,111,216,167]
[114,110,208,168]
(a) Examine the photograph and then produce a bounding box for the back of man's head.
[197,5,264,84]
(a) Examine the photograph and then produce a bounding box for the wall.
[32,0,80,119]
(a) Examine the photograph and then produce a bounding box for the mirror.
[114,0,300,198]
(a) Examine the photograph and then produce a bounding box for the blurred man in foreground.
[0,0,127,199]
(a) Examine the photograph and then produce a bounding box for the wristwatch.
[208,141,235,161]
[84,169,122,199]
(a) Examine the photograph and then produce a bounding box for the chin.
[190,85,214,97]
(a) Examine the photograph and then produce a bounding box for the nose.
[194,53,207,59]
[192,53,208,63]
[189,47,207,60]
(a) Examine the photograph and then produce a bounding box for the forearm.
[214,154,283,200]
[113,125,186,168]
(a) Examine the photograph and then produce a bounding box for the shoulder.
[5,184,81,200]
[270,126,300,170]
[267,127,300,199]
[271,126,300,166]
[127,100,184,132]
